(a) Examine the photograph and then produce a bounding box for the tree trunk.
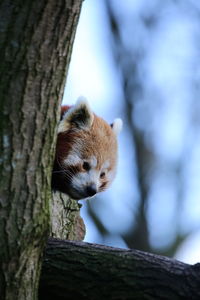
[50,192,85,241]
[39,238,200,300]
[0,1,83,299]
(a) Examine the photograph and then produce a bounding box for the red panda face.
[52,98,122,200]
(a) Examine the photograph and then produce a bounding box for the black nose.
[86,185,97,197]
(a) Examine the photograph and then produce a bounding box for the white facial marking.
[72,169,99,190]
[102,160,110,169]
[63,139,85,166]
[64,153,81,166]
[107,169,115,182]
[89,156,97,168]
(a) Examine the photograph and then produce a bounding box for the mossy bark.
[40,239,200,300]
[0,1,83,299]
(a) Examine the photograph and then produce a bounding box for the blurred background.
[63,0,200,264]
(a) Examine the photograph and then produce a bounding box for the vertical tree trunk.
[50,192,85,241]
[0,1,83,299]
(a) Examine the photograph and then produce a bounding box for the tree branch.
[50,192,85,241]
[39,238,200,300]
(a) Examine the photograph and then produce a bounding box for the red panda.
[52,97,122,200]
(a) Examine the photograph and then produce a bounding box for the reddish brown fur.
[61,105,71,118]
[52,105,118,197]
[56,114,117,168]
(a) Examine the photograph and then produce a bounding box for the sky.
[63,0,200,264]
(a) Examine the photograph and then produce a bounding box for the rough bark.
[50,192,85,241]
[0,1,83,299]
[39,238,200,300]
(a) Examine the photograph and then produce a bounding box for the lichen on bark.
[50,192,86,241]
[0,0,83,299]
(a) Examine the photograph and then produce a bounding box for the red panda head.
[52,97,122,200]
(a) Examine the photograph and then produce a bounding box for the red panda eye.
[100,172,106,178]
[83,161,90,171]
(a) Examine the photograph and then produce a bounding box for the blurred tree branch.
[105,0,151,252]
[102,0,196,257]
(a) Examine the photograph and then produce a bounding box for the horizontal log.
[39,238,200,300]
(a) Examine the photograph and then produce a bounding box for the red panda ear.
[110,118,123,136]
[58,97,94,132]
